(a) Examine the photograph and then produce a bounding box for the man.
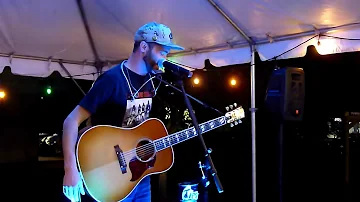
[62,22,184,202]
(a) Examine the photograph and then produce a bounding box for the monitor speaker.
[265,67,305,121]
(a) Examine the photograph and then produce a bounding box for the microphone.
[156,59,193,78]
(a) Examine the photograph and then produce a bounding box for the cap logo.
[169,33,173,39]
[162,30,165,38]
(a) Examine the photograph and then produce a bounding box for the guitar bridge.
[114,145,127,174]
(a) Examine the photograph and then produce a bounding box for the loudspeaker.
[265,67,305,121]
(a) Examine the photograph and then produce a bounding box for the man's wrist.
[64,155,77,171]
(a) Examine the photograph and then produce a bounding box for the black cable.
[264,34,360,63]
[266,34,360,62]
[265,34,320,62]
[61,33,360,77]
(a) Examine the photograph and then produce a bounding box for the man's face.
[143,42,170,72]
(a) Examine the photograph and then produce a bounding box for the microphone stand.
[154,73,224,198]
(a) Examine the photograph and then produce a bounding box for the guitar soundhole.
[135,139,155,162]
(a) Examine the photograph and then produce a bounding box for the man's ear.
[140,41,148,53]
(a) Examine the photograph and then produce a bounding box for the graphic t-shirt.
[79,62,155,128]
[121,68,154,128]
[122,94,152,128]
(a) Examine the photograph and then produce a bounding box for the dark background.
[1,45,360,201]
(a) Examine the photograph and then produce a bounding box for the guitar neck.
[154,115,227,152]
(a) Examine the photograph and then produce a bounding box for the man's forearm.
[62,117,79,170]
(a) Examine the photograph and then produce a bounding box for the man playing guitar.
[62,22,185,202]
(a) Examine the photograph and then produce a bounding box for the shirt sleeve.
[79,72,116,114]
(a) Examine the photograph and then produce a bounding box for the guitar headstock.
[225,103,245,127]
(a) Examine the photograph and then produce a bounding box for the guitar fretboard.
[154,115,227,152]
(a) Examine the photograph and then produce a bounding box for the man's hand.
[63,167,85,202]
[62,105,90,201]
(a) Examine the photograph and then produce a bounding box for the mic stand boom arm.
[157,73,224,194]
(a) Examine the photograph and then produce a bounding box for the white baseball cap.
[134,22,185,51]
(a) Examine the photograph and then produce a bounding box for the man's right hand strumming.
[62,105,91,202]
[63,166,85,202]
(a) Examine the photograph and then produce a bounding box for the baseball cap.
[134,22,185,51]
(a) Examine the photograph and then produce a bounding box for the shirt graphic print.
[121,97,152,128]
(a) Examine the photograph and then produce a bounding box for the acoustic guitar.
[76,104,245,202]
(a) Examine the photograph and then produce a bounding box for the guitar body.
[76,118,174,202]
[76,105,245,202]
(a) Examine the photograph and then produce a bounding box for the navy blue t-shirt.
[79,62,155,128]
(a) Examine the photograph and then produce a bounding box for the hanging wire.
[267,34,360,62]
[265,34,319,62]
[62,33,360,77]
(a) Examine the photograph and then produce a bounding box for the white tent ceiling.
[0,0,358,80]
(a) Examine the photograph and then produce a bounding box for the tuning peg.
[234,121,238,125]
[225,106,229,111]
[234,103,237,107]
[230,105,233,110]
[230,123,234,127]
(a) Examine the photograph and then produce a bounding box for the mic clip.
[156,58,193,79]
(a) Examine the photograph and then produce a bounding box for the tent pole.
[59,60,86,96]
[250,44,256,202]
[207,2,257,202]
[0,53,95,66]
[76,0,100,61]
[207,0,252,42]
[76,0,103,74]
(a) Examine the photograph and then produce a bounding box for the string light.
[230,78,236,86]
[193,77,200,85]
[0,90,5,99]
[45,86,52,95]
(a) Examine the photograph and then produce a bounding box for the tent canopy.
[0,0,359,80]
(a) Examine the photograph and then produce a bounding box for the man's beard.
[143,51,156,73]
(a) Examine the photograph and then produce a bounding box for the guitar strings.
[118,116,235,159]
[120,117,229,160]
[121,117,228,160]
[120,128,200,161]
[121,117,218,158]
[121,130,185,159]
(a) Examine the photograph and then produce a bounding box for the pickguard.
[129,156,156,181]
